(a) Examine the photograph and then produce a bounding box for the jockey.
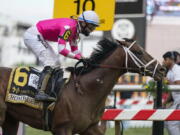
[23,10,100,101]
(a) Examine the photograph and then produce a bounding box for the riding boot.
[35,66,56,102]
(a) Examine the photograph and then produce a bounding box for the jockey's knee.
[39,53,60,67]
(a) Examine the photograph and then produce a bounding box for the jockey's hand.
[74,54,82,60]
[80,55,87,60]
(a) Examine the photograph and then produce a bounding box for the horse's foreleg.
[2,113,19,135]
[81,121,107,135]
[54,130,72,135]
[53,128,72,135]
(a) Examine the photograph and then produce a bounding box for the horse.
[0,39,165,135]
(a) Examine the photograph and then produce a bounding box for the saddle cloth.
[5,67,70,110]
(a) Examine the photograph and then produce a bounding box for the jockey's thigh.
[24,26,46,55]
[23,26,60,67]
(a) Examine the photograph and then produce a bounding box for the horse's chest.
[74,110,101,131]
[73,115,92,132]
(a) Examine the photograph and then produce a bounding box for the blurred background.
[0,0,180,135]
[1,0,180,67]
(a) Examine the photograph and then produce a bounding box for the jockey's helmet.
[78,10,99,36]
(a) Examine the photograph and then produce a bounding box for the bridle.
[122,41,159,77]
[86,41,159,77]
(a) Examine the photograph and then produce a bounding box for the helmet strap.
[82,13,88,29]
[79,13,90,36]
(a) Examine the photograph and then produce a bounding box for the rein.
[89,64,141,72]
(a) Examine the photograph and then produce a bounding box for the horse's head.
[67,39,165,80]
[117,39,165,81]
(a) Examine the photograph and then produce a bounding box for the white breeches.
[23,26,60,67]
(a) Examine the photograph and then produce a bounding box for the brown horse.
[0,39,165,135]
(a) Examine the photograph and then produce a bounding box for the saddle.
[5,66,68,131]
[5,67,66,110]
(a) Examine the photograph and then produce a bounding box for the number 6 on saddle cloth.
[5,67,65,110]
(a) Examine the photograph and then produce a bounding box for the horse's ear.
[115,40,129,47]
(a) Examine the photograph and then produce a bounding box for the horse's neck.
[87,65,124,98]
[81,50,125,105]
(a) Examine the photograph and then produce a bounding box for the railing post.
[115,121,121,135]
[114,91,117,108]
[114,91,121,135]
[152,80,164,135]
[22,123,26,135]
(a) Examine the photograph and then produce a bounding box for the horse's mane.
[89,38,118,63]
[66,38,118,75]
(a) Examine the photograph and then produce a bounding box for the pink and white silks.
[36,18,82,59]
[24,18,82,66]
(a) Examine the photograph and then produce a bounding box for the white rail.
[113,85,180,91]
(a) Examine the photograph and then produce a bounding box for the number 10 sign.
[53,0,115,31]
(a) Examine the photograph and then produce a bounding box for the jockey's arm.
[70,40,82,58]
[58,38,81,60]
